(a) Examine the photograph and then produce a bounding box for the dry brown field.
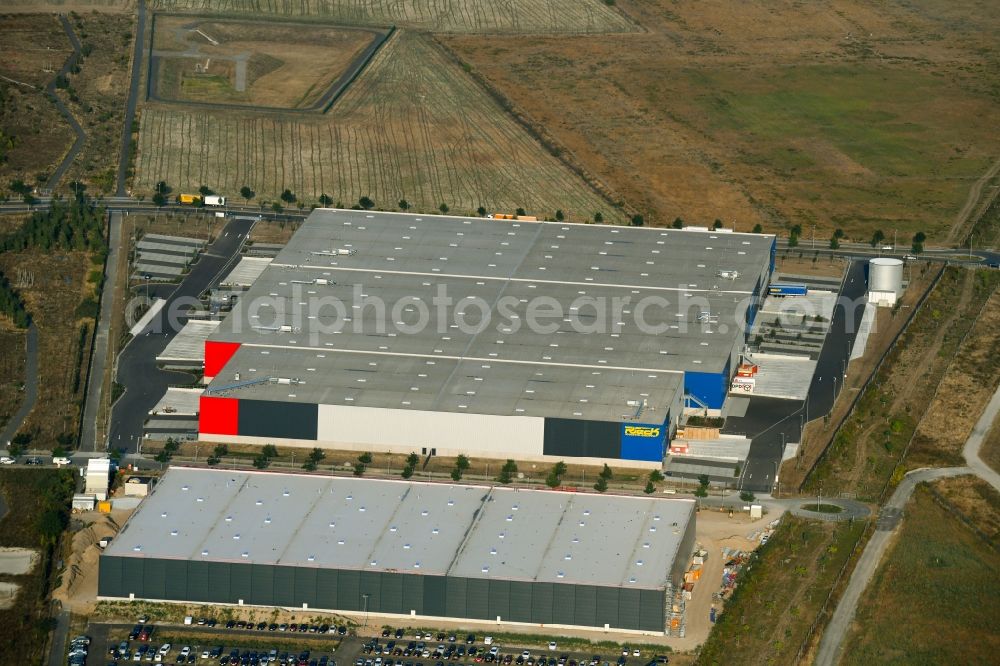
[0,14,75,189]
[446,0,1000,242]
[136,32,624,222]
[0,248,97,448]
[152,17,378,108]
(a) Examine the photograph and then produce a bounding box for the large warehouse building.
[99,468,696,633]
[198,210,775,465]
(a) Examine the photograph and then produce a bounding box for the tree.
[672,217,684,229]
[353,462,366,477]
[439,203,449,214]
[496,459,517,484]
[213,444,229,458]
[358,452,373,464]
[154,180,170,195]
[406,452,420,469]
[553,461,568,477]
[713,219,724,230]
[870,229,885,248]
[630,214,644,227]
[198,185,214,196]
[308,448,326,465]
[280,189,296,204]
[398,199,410,211]
[401,466,414,479]
[593,477,608,493]
[262,444,278,458]
[359,196,375,210]
[240,186,255,203]
[477,206,487,217]
[593,212,603,224]
[318,193,332,206]
[271,202,283,213]
[752,223,763,234]
[555,209,564,222]
[8,432,31,457]
[694,485,708,498]
[830,235,840,250]
[740,490,756,502]
[38,508,67,544]
[644,481,656,494]
[451,468,463,482]
[545,470,561,488]
[456,454,470,471]
[912,231,927,254]
[302,459,318,471]
[515,207,526,217]
[790,224,803,237]
[833,228,845,239]
[249,454,267,469]
[151,192,166,207]
[788,233,799,248]
[154,449,171,464]
[649,470,664,483]
[599,464,613,481]
[698,474,710,488]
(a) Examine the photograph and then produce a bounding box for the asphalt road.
[734,259,868,493]
[961,382,1000,493]
[116,0,146,197]
[0,324,37,446]
[41,16,85,194]
[50,608,71,666]
[80,211,124,452]
[813,465,972,666]
[107,217,253,453]
[815,383,1000,665]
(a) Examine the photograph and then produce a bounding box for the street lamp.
[361,593,370,631]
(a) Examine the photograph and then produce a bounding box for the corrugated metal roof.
[104,468,695,590]
[205,210,773,420]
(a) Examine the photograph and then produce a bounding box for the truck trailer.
[767,283,808,297]
[204,195,226,206]
[178,193,200,205]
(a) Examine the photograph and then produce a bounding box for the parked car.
[25,457,42,465]
[0,457,15,465]
[53,456,72,465]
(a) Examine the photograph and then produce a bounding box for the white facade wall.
[317,404,545,457]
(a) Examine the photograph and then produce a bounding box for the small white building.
[122,476,155,497]
[84,458,113,501]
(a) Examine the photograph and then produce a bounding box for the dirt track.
[946,155,1000,244]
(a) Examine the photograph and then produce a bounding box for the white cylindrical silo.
[869,258,903,294]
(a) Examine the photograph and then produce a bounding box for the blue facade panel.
[685,368,728,409]
[619,418,668,462]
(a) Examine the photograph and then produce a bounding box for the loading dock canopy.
[105,468,694,590]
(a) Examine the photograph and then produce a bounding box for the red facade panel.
[199,396,239,435]
[204,341,241,378]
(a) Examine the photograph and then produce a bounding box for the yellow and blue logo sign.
[624,425,661,438]
[620,421,667,461]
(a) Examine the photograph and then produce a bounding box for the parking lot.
[89,619,669,666]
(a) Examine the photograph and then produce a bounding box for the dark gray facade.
[98,557,666,631]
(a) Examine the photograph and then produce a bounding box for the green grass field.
[681,63,998,239]
[844,485,1000,664]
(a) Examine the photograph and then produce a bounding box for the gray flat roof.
[157,320,219,362]
[220,257,273,288]
[207,210,774,418]
[104,468,695,590]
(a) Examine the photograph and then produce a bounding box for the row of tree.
[0,193,107,255]
[0,270,29,328]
